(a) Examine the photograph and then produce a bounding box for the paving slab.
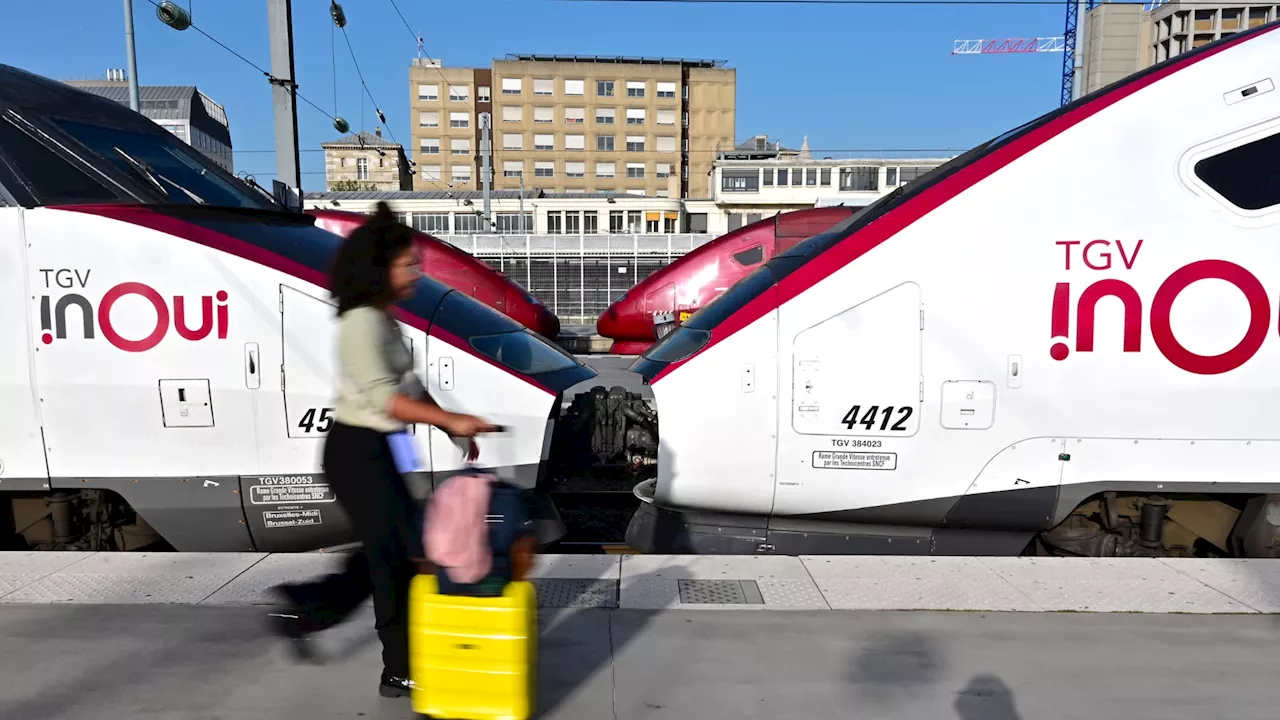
[978,557,1253,613]
[0,551,95,600]
[0,552,264,605]
[619,554,821,609]
[801,556,1043,611]
[201,552,348,605]
[1159,558,1280,613]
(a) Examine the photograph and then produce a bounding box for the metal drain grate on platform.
[677,579,766,605]
[532,579,618,608]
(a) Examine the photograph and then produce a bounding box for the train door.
[24,207,267,551]
[0,209,49,492]
[772,281,926,518]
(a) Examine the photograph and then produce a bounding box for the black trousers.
[283,421,422,677]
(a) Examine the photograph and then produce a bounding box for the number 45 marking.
[841,405,912,432]
[298,407,334,433]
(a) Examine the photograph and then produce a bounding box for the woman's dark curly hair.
[328,201,415,316]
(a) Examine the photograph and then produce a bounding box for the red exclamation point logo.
[1050,282,1070,361]
[39,296,53,345]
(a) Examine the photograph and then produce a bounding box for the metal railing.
[434,233,713,324]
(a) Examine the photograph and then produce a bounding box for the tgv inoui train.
[626,21,1280,558]
[597,207,854,354]
[308,208,562,339]
[0,63,595,553]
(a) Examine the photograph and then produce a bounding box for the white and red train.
[4,19,1280,558]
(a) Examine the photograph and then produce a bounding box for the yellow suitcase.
[408,574,537,720]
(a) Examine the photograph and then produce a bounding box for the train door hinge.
[919,380,924,402]
[919,309,925,330]
[280,365,286,391]
[278,289,284,313]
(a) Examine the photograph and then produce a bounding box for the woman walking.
[269,202,497,697]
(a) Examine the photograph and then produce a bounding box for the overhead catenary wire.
[139,0,340,125]
[549,0,1252,5]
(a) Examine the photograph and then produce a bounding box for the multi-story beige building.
[1082,2,1277,95]
[409,55,735,200]
[321,129,413,191]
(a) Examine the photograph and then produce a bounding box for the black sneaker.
[379,672,415,698]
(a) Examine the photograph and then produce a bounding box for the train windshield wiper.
[113,147,206,205]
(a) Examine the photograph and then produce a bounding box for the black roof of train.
[0,64,169,137]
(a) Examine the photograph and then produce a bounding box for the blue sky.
[5,0,1068,191]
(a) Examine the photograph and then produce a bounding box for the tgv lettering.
[38,271,229,353]
[1049,258,1271,376]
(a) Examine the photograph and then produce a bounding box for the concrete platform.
[2,603,1278,719]
[4,553,1280,614]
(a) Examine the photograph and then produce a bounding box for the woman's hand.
[443,413,500,438]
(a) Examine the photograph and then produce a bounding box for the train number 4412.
[841,405,912,432]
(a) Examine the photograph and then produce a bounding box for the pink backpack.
[423,470,493,584]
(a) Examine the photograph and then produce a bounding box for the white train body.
[0,65,595,552]
[626,23,1280,557]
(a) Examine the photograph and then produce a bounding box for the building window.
[565,134,585,151]
[454,212,484,233]
[565,107,585,125]
[626,81,645,98]
[597,135,614,151]
[899,166,929,186]
[806,168,817,186]
[656,136,676,153]
[646,217,659,232]
[534,78,553,95]
[534,107,554,123]
[502,105,522,123]
[496,212,533,233]
[596,108,615,125]
[478,86,491,103]
[420,165,441,181]
[763,168,774,186]
[721,170,758,192]
[597,80,615,97]
[609,210,624,233]
[626,211,642,231]
[626,108,645,125]
[503,161,523,178]
[450,138,470,156]
[886,167,899,186]
[535,134,554,151]
[565,211,581,234]
[451,165,471,183]
[449,85,469,102]
[682,111,689,128]
[657,109,676,126]
[839,167,879,192]
[564,79,585,96]
[682,137,689,152]
[820,168,832,186]
[356,157,369,180]
[412,213,449,234]
[535,161,554,178]
[419,138,440,155]
[449,112,469,128]
[791,168,803,187]
[627,163,645,179]
[656,163,671,179]
[418,111,438,128]
[626,136,645,152]
[566,161,586,178]
[657,81,677,99]
[664,216,677,233]
[503,133,523,150]
[596,162,616,179]
[584,212,598,234]
[546,211,562,234]
[501,78,521,95]
[417,84,437,101]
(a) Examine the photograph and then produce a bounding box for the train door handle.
[245,342,261,390]
[440,357,455,391]
[1007,354,1022,390]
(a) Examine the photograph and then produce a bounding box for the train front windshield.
[48,118,272,210]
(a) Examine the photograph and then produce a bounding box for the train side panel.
[0,208,48,490]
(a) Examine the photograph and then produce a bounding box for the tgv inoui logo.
[38,268,229,353]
